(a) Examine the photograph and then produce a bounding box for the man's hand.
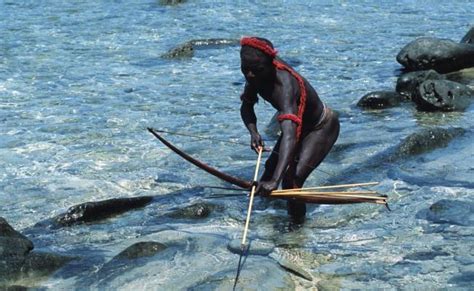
[250,132,264,153]
[256,180,278,197]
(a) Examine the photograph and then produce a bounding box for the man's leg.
[285,111,340,223]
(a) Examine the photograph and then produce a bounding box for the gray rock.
[448,271,474,287]
[0,218,73,287]
[167,202,218,219]
[227,238,274,256]
[161,42,194,59]
[114,241,167,260]
[53,196,153,227]
[0,218,33,258]
[445,67,474,87]
[276,257,313,281]
[413,79,474,111]
[161,38,239,59]
[159,0,187,5]
[357,91,403,109]
[395,127,465,157]
[396,70,445,99]
[419,199,474,226]
[460,27,474,44]
[396,37,474,73]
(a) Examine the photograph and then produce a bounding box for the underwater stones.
[395,127,465,157]
[413,79,474,111]
[460,27,474,44]
[396,37,474,73]
[159,0,187,5]
[161,42,194,59]
[53,196,153,227]
[420,199,474,226]
[0,217,33,257]
[396,70,445,99]
[0,218,72,287]
[403,250,450,261]
[275,257,313,281]
[161,38,239,59]
[445,67,474,88]
[114,241,167,260]
[167,202,217,219]
[356,91,403,109]
[448,271,474,288]
[227,238,274,256]
[191,257,294,290]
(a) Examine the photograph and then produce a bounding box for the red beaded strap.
[277,114,302,125]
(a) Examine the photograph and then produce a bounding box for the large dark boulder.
[396,37,474,73]
[53,196,153,227]
[460,27,474,44]
[413,79,474,111]
[395,127,465,157]
[1,218,73,287]
[357,91,403,109]
[0,218,33,258]
[396,70,445,99]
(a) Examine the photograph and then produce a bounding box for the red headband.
[240,37,278,58]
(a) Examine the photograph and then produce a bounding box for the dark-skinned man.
[239,37,340,225]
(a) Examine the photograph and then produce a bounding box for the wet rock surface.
[52,196,153,227]
[413,80,474,111]
[417,199,474,226]
[396,37,474,73]
[357,91,403,109]
[394,127,465,157]
[114,241,168,260]
[1,218,73,288]
[167,202,219,219]
[460,27,474,44]
[396,70,445,99]
[227,238,275,256]
[161,38,239,59]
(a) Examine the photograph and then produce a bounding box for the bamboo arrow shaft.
[241,147,263,248]
[272,182,379,193]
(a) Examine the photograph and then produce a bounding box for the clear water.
[1,1,473,289]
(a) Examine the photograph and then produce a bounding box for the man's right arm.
[240,82,263,151]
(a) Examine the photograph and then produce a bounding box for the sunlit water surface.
[1,1,473,289]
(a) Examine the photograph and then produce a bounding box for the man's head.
[240,37,277,85]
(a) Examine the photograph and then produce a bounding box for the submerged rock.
[396,70,445,99]
[190,257,294,290]
[114,241,168,260]
[445,68,474,88]
[161,42,194,59]
[357,91,403,109]
[417,199,474,226]
[413,80,474,111]
[0,217,33,258]
[167,202,219,219]
[275,257,313,281]
[159,0,187,5]
[396,37,474,73]
[0,218,73,287]
[161,38,239,59]
[460,27,474,44]
[53,196,153,227]
[227,238,274,256]
[395,127,465,157]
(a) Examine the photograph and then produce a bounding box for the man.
[239,36,340,224]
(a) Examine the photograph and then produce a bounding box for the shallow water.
[1,1,473,289]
